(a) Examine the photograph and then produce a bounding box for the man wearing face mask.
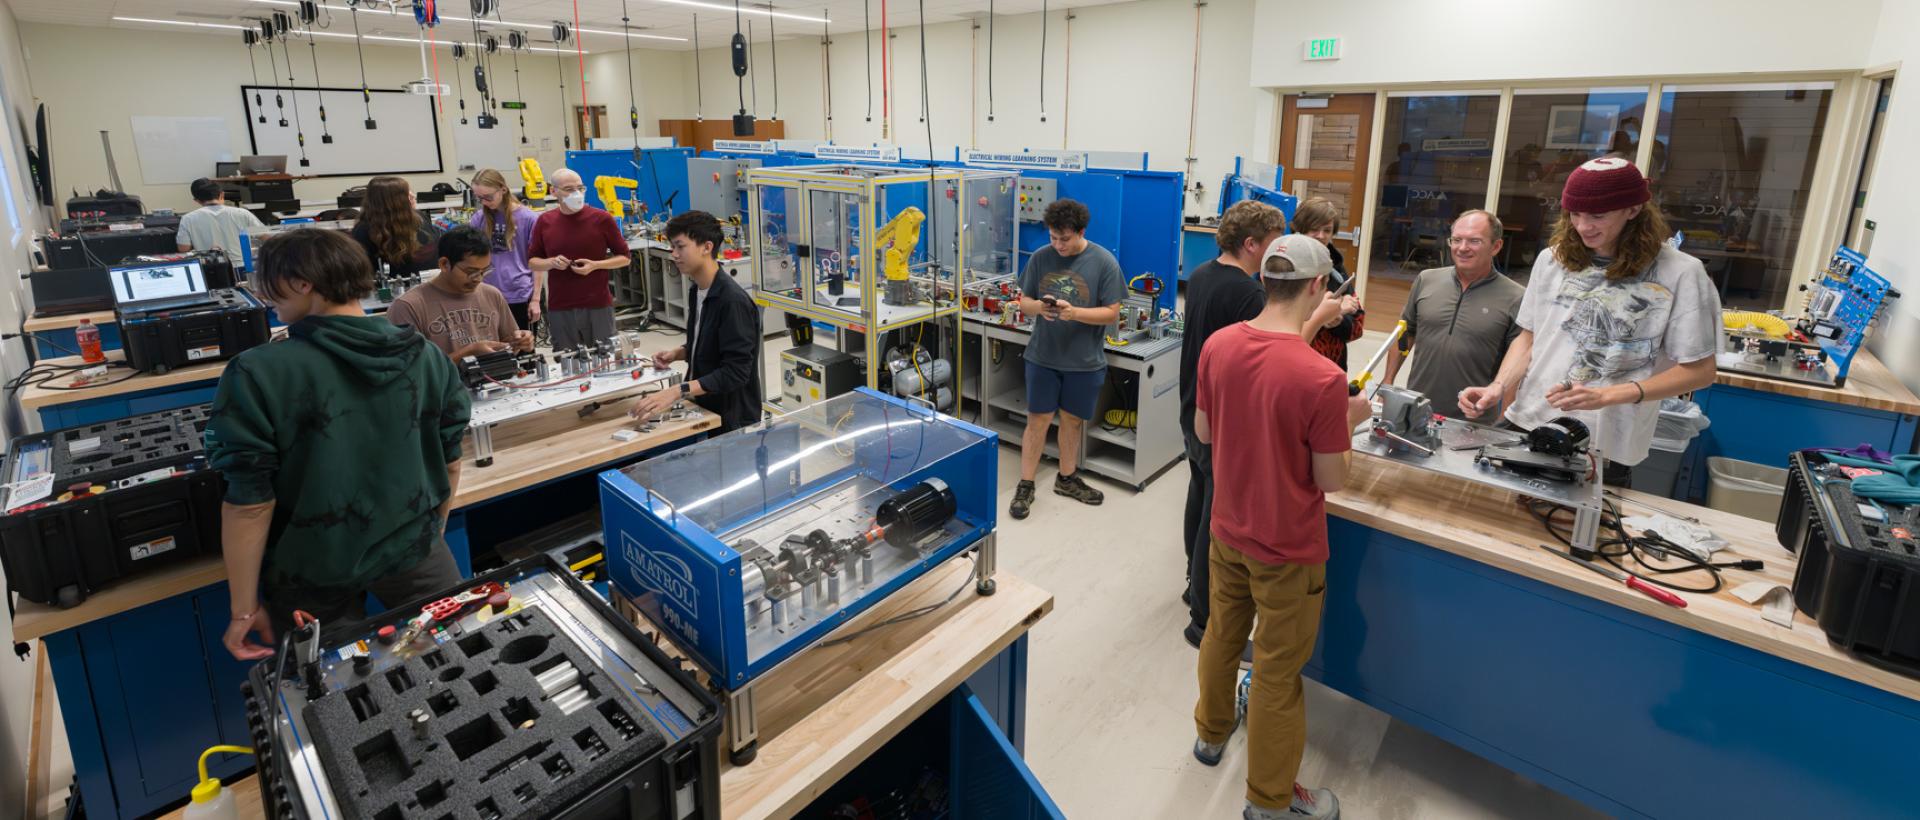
[529,168,631,349]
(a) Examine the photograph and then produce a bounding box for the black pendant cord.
[864,0,872,122]
[510,37,528,143]
[453,43,469,123]
[1039,0,1047,122]
[244,32,266,124]
[263,33,288,127]
[822,11,831,124]
[622,0,640,138]
[554,24,571,150]
[986,0,994,121]
[304,17,332,142]
[747,19,758,116]
[468,14,491,113]
[760,2,768,120]
[735,0,747,117]
[702,14,710,120]
[919,0,935,281]
[279,23,311,166]
[351,5,375,125]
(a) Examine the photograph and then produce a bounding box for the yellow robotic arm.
[519,157,547,201]
[875,206,926,289]
[594,176,640,220]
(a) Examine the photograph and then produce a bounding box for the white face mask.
[562,192,587,211]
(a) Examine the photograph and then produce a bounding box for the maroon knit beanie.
[1561,157,1650,213]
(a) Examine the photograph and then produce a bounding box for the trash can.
[1706,456,1790,521]
[1632,399,1711,499]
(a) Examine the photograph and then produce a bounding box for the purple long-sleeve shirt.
[469,206,539,304]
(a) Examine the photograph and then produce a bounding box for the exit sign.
[1305,37,1341,61]
[501,101,527,110]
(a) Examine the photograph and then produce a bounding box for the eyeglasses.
[1446,236,1489,248]
[455,263,494,278]
[554,184,586,194]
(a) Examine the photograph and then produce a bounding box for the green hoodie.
[204,314,472,600]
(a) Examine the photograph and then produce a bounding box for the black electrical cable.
[819,553,975,647]
[350,4,376,127]
[916,0,926,125]
[747,18,759,116]
[863,0,872,122]
[621,0,667,216]
[692,14,703,120]
[303,11,333,144]
[1039,0,1047,122]
[822,10,832,125]
[261,28,288,128]
[509,33,528,143]
[986,0,994,121]
[275,15,312,166]
[735,0,748,116]
[554,22,572,149]
[1529,499,1751,595]
[244,31,267,124]
[452,42,469,123]
[768,2,778,121]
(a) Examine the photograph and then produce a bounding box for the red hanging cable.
[428,13,441,117]
[573,0,588,114]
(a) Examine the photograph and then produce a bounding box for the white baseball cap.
[1260,234,1334,281]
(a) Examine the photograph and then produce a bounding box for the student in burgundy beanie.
[1457,157,1722,480]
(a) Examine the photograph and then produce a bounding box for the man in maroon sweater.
[529,168,631,349]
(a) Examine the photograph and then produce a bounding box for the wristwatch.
[679,382,691,396]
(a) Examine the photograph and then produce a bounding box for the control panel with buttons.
[1015,177,1059,223]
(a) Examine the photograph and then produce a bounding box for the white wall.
[18,21,687,213]
[676,0,1262,215]
[1249,0,1884,89]
[1860,1,1920,393]
[0,0,44,813]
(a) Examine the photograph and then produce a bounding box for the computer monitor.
[110,260,211,311]
[238,155,288,175]
[215,161,241,178]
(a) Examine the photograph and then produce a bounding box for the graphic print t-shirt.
[1507,245,1722,466]
[1018,242,1127,372]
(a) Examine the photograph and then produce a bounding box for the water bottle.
[75,319,105,364]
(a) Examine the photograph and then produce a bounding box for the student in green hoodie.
[207,228,473,661]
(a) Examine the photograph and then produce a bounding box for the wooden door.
[574,105,607,147]
[1277,93,1375,269]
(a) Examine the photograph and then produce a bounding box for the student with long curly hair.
[1459,158,1723,481]
[349,175,442,275]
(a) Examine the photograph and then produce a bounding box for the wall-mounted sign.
[814,144,902,162]
[712,139,774,154]
[961,149,1088,172]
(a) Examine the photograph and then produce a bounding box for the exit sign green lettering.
[1305,37,1341,61]
[501,101,527,110]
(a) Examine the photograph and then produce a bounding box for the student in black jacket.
[631,211,763,433]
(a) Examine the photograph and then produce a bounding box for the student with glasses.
[529,168,630,349]
[1382,209,1526,419]
[467,168,542,330]
[386,227,534,360]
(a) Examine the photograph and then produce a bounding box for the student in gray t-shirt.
[1008,199,1125,521]
[1383,210,1526,419]
[176,178,265,254]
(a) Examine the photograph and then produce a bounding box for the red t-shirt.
[1196,323,1352,565]
[528,207,628,311]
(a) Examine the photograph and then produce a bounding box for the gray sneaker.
[1243,785,1340,819]
[1009,480,1035,520]
[1053,471,1105,505]
[1193,737,1226,767]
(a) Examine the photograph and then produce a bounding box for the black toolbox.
[1779,450,1920,675]
[0,404,223,607]
[121,287,272,373]
[242,553,722,820]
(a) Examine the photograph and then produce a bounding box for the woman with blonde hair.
[468,168,542,328]
[1459,157,1721,481]
[349,175,442,275]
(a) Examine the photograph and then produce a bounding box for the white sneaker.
[1242,784,1339,819]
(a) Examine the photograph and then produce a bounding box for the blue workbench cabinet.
[44,583,255,819]
[1684,384,1918,501]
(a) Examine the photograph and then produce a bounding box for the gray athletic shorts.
[547,306,618,349]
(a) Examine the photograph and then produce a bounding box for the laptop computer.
[238,155,288,175]
[110,259,217,313]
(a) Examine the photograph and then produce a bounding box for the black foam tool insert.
[1821,479,1920,562]
[302,607,667,820]
[39,403,212,488]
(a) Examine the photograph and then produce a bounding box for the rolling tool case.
[0,404,223,607]
[1779,450,1920,675]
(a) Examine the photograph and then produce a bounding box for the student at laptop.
[177,178,264,254]
[387,227,533,361]
[350,176,443,275]
[206,228,471,656]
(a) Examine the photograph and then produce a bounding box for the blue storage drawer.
[803,683,1062,819]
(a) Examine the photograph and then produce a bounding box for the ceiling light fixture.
[110,17,592,53]
[651,0,828,24]
[239,0,689,41]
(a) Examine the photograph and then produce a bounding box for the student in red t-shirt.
[528,168,631,349]
[1190,234,1372,820]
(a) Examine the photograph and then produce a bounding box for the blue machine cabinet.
[1682,383,1918,502]
[564,146,696,221]
[603,388,1000,764]
[1313,517,1920,818]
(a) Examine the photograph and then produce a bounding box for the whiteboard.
[243,85,442,177]
[131,116,235,185]
[588,136,677,150]
[452,118,520,174]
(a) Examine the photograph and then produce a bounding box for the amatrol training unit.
[602,389,999,764]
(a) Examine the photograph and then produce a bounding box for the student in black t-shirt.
[1178,201,1288,646]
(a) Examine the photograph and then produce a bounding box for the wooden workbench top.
[22,309,114,333]
[1714,348,1920,416]
[159,561,1050,820]
[16,350,229,410]
[9,409,717,643]
[1329,455,1920,702]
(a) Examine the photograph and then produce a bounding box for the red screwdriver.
[1535,543,1687,609]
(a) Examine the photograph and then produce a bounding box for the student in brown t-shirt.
[387,227,533,360]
